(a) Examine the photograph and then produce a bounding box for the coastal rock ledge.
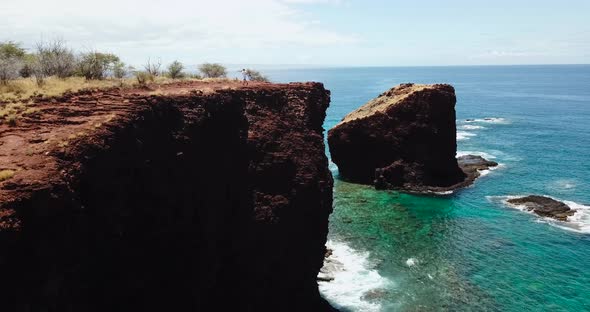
[0,81,335,312]
[328,83,496,193]
[507,195,576,221]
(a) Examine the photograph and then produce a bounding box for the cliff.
[328,83,469,193]
[0,81,334,311]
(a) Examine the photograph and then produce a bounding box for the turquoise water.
[267,65,590,311]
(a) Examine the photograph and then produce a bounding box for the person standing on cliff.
[241,68,249,85]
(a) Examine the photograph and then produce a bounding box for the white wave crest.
[328,159,339,173]
[487,195,590,234]
[464,117,509,124]
[549,179,578,191]
[459,124,486,130]
[319,240,392,312]
[457,131,477,141]
[456,151,496,159]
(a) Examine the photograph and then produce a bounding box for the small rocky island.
[507,195,576,221]
[328,83,497,194]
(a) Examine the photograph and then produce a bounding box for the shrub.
[135,71,154,85]
[0,42,26,84]
[143,58,161,77]
[246,69,269,82]
[0,56,23,85]
[198,63,227,78]
[19,54,38,78]
[0,41,26,59]
[167,60,185,79]
[0,169,15,181]
[112,61,127,79]
[77,52,120,80]
[36,39,76,78]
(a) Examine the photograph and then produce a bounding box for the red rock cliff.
[0,81,334,311]
[328,83,466,193]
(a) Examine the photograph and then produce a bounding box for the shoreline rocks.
[507,195,576,221]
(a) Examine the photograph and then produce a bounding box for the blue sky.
[1,0,589,66]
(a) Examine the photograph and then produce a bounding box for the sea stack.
[328,83,495,193]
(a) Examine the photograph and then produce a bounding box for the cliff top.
[338,83,453,125]
[0,80,324,219]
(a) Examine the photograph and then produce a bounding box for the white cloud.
[0,0,357,64]
[281,0,343,4]
[471,50,540,59]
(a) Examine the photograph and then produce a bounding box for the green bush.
[198,63,227,78]
[0,41,26,59]
[112,61,127,79]
[246,69,269,82]
[77,52,121,80]
[167,60,185,79]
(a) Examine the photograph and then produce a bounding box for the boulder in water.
[507,195,576,221]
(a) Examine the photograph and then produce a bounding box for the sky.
[1,0,590,66]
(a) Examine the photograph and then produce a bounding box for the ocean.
[264,65,590,311]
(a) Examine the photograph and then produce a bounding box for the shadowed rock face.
[328,83,469,193]
[0,82,334,312]
[508,195,576,221]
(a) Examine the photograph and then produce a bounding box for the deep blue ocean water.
[265,65,590,311]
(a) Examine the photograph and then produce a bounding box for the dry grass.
[0,102,26,126]
[0,77,132,103]
[0,76,240,126]
[0,76,212,103]
[0,169,15,182]
[339,83,431,124]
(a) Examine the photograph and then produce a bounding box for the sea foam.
[456,151,496,159]
[328,159,339,173]
[459,124,486,130]
[457,131,477,141]
[487,195,590,234]
[319,240,392,312]
[464,117,509,124]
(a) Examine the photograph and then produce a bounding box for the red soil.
[0,80,294,228]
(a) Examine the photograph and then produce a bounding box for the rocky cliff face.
[0,82,334,311]
[328,83,467,193]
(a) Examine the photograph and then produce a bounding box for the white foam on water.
[457,131,477,141]
[487,195,590,234]
[478,163,505,177]
[405,258,418,267]
[456,151,496,159]
[560,201,590,233]
[319,240,392,312]
[434,190,454,196]
[549,179,578,191]
[458,124,486,130]
[464,117,509,124]
[328,159,339,173]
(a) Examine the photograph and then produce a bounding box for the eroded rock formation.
[0,81,334,311]
[507,195,575,221]
[329,83,488,193]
